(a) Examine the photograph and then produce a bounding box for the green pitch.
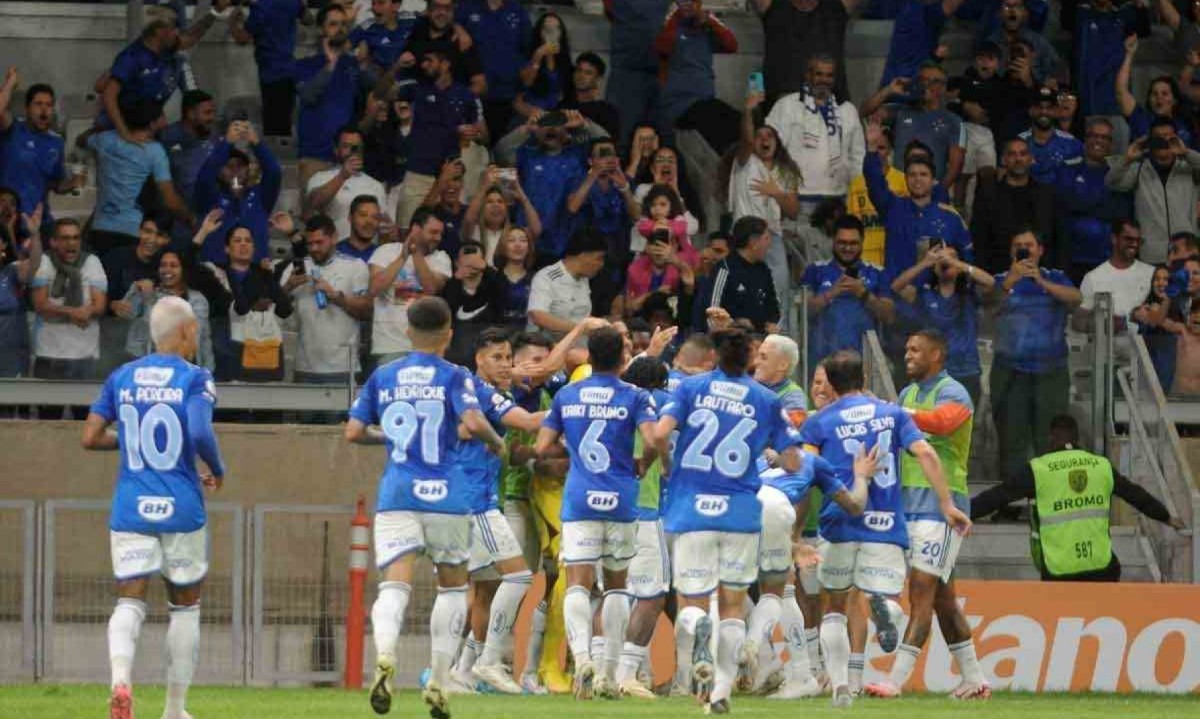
[0,685,1194,719]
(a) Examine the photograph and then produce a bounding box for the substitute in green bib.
[865,329,989,700]
[972,414,1183,581]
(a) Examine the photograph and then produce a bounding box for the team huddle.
[85,295,989,719]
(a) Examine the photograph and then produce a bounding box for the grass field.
[0,685,1194,719]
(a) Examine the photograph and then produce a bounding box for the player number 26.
[381,400,445,465]
[680,409,757,478]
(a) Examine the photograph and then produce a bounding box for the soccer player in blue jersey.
[534,326,664,699]
[668,332,717,392]
[451,329,547,694]
[656,328,804,714]
[798,350,971,707]
[82,296,227,719]
[346,297,505,718]
[748,448,874,699]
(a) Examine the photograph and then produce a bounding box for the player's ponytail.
[712,327,751,376]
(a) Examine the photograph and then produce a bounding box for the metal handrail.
[863,330,897,402]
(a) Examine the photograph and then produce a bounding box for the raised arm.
[1115,35,1138,118]
[0,67,17,132]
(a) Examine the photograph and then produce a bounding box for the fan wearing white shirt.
[367,207,453,363]
[726,91,801,330]
[1072,218,1155,333]
[306,126,387,240]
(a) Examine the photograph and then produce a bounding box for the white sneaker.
[573,660,595,700]
[370,657,396,715]
[519,672,548,695]
[951,680,992,700]
[735,640,758,693]
[832,684,854,708]
[443,675,477,695]
[423,680,451,719]
[619,678,656,699]
[767,675,822,700]
[473,663,523,695]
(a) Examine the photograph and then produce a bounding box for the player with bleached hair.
[83,296,228,719]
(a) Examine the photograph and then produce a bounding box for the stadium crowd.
[0,1,1195,717]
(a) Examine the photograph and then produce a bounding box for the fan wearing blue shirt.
[1072,0,1149,117]
[796,349,969,708]
[747,450,871,699]
[879,0,963,88]
[1018,87,1084,185]
[0,75,83,232]
[82,296,227,719]
[655,328,803,712]
[862,120,972,276]
[495,110,607,259]
[231,0,307,137]
[351,0,419,71]
[989,229,1082,484]
[192,121,282,264]
[295,5,377,177]
[346,296,504,719]
[803,215,894,366]
[456,0,532,140]
[535,326,663,699]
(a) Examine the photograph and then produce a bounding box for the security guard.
[971,414,1184,581]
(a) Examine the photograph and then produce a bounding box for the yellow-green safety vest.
[899,375,971,497]
[1029,449,1114,576]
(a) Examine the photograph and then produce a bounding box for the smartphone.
[1015,248,1031,262]
[292,258,306,275]
[748,71,765,95]
[845,265,860,279]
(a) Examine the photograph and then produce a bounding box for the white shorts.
[374,511,471,569]
[561,520,637,570]
[672,531,760,597]
[627,519,670,599]
[467,508,525,578]
[502,499,543,572]
[798,536,826,596]
[110,528,208,586]
[818,541,906,596]
[758,485,797,576]
[906,519,964,584]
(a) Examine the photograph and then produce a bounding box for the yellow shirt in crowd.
[846,164,907,267]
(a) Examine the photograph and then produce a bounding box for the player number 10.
[119,403,184,472]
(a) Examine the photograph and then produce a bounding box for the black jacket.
[692,250,780,332]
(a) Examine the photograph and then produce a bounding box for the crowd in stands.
[0,0,1199,451]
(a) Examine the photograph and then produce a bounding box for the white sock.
[564,585,593,665]
[713,618,745,702]
[746,592,781,650]
[600,590,630,681]
[616,641,648,684]
[805,627,822,676]
[164,604,200,719]
[674,605,705,687]
[889,643,919,689]
[456,634,480,676]
[371,581,411,664]
[481,571,532,666]
[108,597,146,689]
[848,652,865,693]
[949,639,986,685]
[820,613,850,690]
[779,586,812,679]
[522,600,548,677]
[430,586,468,685]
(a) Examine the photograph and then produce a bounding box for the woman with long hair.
[212,225,294,381]
[631,146,703,252]
[889,244,995,403]
[462,167,543,263]
[1117,36,1196,146]
[516,12,574,119]
[124,250,218,369]
[0,200,41,379]
[1132,263,1180,389]
[493,225,538,329]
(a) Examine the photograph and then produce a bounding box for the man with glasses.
[1054,117,1132,285]
[1072,219,1155,334]
[862,61,965,190]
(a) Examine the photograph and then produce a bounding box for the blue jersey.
[666,368,688,393]
[662,370,798,535]
[110,40,181,107]
[349,352,482,515]
[797,394,924,548]
[993,269,1075,372]
[758,452,846,506]
[1019,129,1083,185]
[543,373,657,523]
[350,18,418,70]
[0,120,65,225]
[243,0,306,84]
[454,375,515,513]
[802,259,889,362]
[90,354,225,535]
